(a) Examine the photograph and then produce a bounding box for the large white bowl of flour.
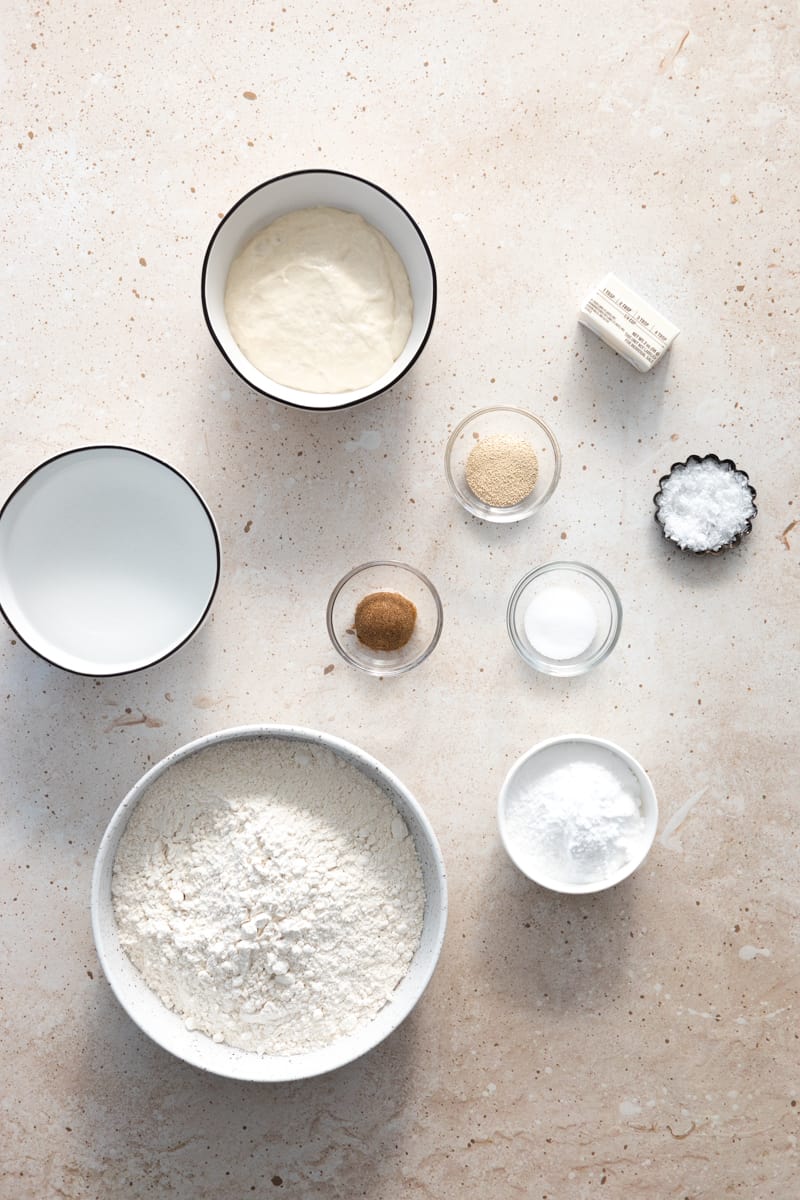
[201,170,437,410]
[92,726,447,1081]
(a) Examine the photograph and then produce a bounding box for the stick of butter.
[578,273,679,372]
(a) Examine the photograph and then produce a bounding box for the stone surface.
[1,2,798,1197]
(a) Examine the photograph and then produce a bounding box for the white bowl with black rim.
[91,724,448,1082]
[201,169,437,411]
[0,446,220,675]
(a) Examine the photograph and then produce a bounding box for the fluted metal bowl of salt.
[654,453,757,555]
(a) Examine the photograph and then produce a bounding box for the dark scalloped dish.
[653,453,757,555]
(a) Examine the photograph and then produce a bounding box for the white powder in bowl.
[112,738,425,1056]
[523,585,598,660]
[504,744,646,886]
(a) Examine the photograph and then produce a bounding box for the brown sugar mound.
[354,591,417,651]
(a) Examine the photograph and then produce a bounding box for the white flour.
[112,738,425,1055]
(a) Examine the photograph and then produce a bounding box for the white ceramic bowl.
[202,169,437,410]
[91,725,448,1082]
[498,736,658,894]
[0,446,220,676]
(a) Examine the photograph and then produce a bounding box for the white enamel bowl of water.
[0,446,220,676]
[91,725,448,1082]
[201,169,437,411]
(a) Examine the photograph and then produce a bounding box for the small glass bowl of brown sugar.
[327,561,443,676]
[445,406,561,524]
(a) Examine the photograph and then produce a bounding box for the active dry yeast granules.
[465,433,539,507]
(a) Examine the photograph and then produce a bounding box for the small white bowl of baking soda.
[498,736,658,894]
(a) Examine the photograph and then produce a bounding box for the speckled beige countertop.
[2,2,798,1197]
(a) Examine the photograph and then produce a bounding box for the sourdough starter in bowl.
[111,737,425,1055]
[224,206,413,394]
